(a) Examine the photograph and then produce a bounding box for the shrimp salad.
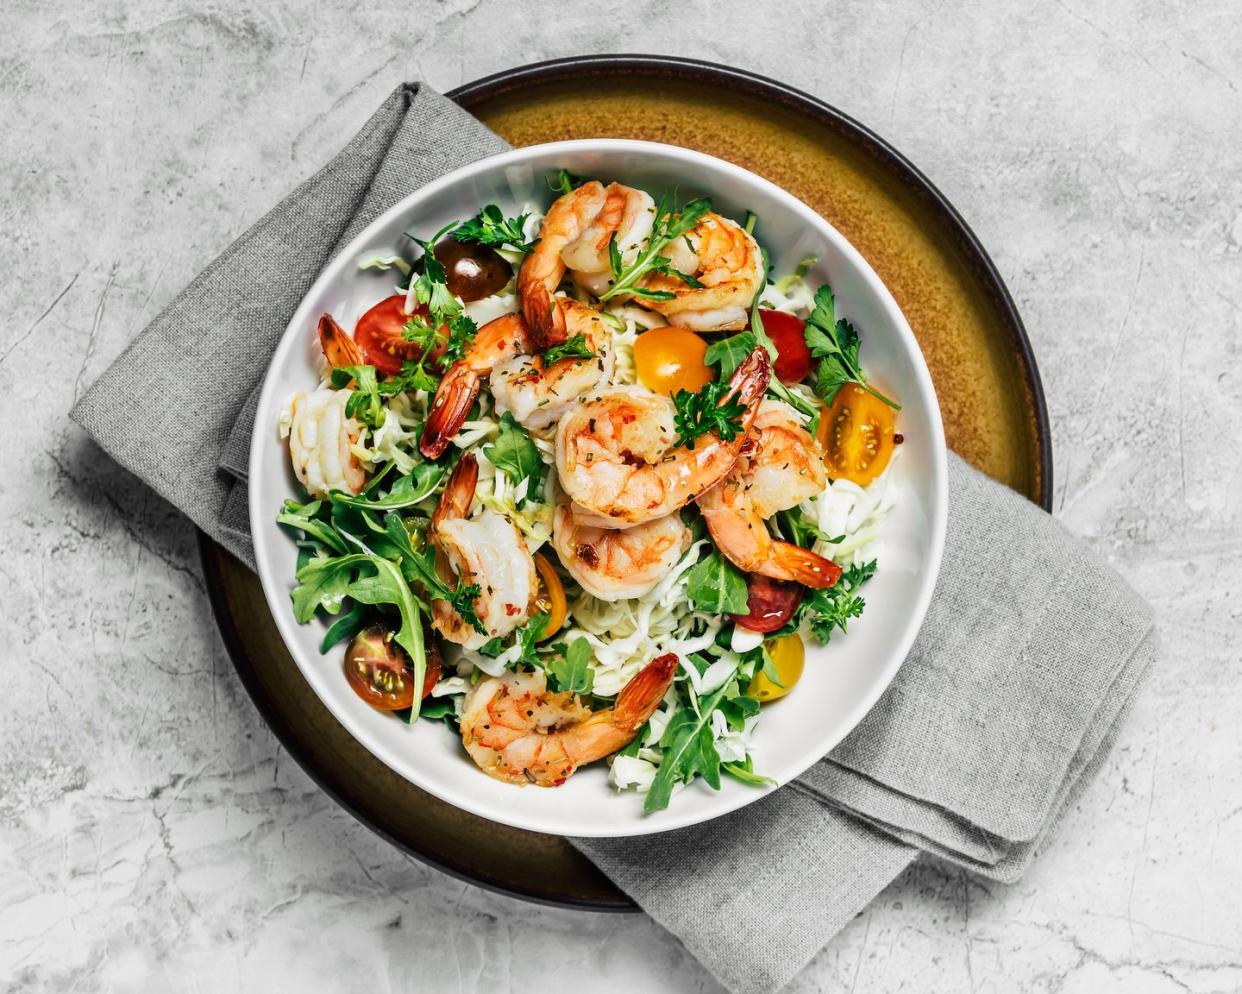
[277,172,905,812]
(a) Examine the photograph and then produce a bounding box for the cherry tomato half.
[817,383,898,486]
[434,237,512,302]
[758,309,812,384]
[633,326,714,397]
[533,552,568,641]
[746,633,805,702]
[732,574,804,633]
[354,295,427,376]
[344,625,440,712]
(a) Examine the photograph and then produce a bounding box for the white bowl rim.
[249,137,948,837]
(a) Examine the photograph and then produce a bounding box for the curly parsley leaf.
[546,636,594,694]
[804,285,900,410]
[442,312,477,366]
[405,222,464,327]
[672,380,747,450]
[541,333,595,365]
[598,194,712,302]
[452,204,533,254]
[484,412,543,504]
[804,560,877,643]
[684,550,750,615]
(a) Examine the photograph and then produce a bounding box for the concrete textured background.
[2,1,1240,991]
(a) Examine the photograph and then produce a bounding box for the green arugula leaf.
[377,513,486,636]
[598,194,712,302]
[722,757,776,787]
[452,204,533,254]
[546,636,593,694]
[515,612,550,667]
[320,601,367,652]
[803,560,877,643]
[703,331,757,379]
[804,285,900,409]
[289,549,430,719]
[644,681,731,813]
[484,412,544,504]
[718,692,761,731]
[684,551,750,615]
[277,498,350,555]
[541,333,595,365]
[329,463,445,511]
[671,380,747,450]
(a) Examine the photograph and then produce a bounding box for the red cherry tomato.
[344,625,441,712]
[759,309,812,384]
[354,295,437,376]
[732,574,805,633]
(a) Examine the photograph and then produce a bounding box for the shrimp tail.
[728,347,773,412]
[612,653,678,731]
[521,280,568,349]
[767,543,843,589]
[420,364,482,459]
[318,312,364,369]
[433,452,478,528]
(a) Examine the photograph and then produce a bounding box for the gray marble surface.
[2,1,1240,990]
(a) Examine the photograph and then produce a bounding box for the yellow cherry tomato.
[816,383,898,486]
[532,552,567,640]
[633,327,713,397]
[746,633,805,702]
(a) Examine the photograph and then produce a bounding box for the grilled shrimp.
[286,388,366,498]
[552,501,691,601]
[489,302,614,430]
[460,653,678,786]
[697,401,841,588]
[430,454,537,649]
[518,180,654,346]
[420,308,613,457]
[555,349,772,528]
[639,211,764,331]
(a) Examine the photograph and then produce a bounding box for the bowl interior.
[249,139,947,837]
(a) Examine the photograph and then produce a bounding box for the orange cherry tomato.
[746,633,805,702]
[533,552,568,640]
[633,327,713,397]
[817,383,898,486]
[344,625,440,711]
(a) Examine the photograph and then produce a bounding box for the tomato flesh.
[344,625,439,712]
[633,326,714,397]
[733,574,804,633]
[747,633,805,702]
[354,295,431,376]
[759,310,812,384]
[817,383,898,486]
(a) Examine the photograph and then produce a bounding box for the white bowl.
[249,139,947,838]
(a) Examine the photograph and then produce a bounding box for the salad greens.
[277,182,900,815]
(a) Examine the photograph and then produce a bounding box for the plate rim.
[199,53,1053,912]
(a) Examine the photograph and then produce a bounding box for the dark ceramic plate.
[200,54,1052,912]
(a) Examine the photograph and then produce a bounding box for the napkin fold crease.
[69,82,1156,994]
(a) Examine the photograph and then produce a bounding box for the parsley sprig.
[803,560,877,643]
[541,333,595,365]
[452,204,533,255]
[597,194,712,302]
[672,379,747,449]
[404,221,465,328]
[804,286,900,410]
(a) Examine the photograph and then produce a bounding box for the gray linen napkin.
[70,82,1157,994]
